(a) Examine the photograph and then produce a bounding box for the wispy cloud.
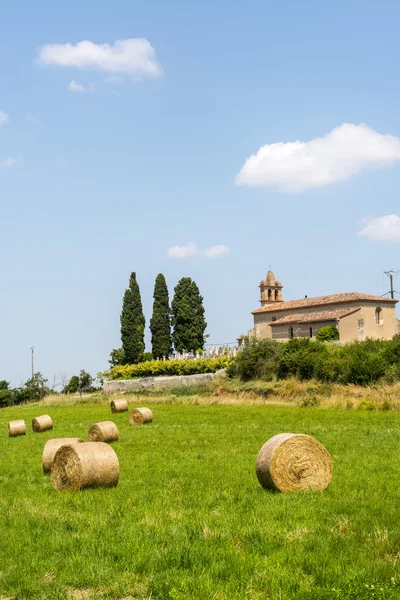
[167,242,231,259]
[0,111,9,128]
[358,215,400,242]
[236,124,400,193]
[0,155,20,169]
[38,38,163,81]
[203,244,230,258]
[26,113,41,125]
[67,80,95,93]
[167,242,198,259]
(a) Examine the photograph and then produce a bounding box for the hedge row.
[109,356,231,380]
[227,336,400,386]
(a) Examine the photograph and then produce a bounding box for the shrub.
[382,363,400,385]
[275,338,328,381]
[227,339,279,381]
[142,352,154,362]
[109,356,231,380]
[0,388,14,408]
[316,325,339,342]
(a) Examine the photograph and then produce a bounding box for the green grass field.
[1,401,399,600]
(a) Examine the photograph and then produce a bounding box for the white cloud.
[26,113,41,124]
[358,215,400,242]
[167,242,198,259]
[167,242,231,259]
[203,244,230,258]
[0,111,9,128]
[67,80,95,93]
[236,123,400,193]
[0,156,18,169]
[38,38,162,80]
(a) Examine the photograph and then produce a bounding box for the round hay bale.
[110,399,128,413]
[51,442,119,491]
[42,438,85,474]
[88,421,118,443]
[256,433,332,493]
[32,414,53,433]
[129,407,153,425]
[8,420,26,437]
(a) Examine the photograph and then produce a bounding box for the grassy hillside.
[1,402,399,599]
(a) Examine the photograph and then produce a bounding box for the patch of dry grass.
[35,377,400,412]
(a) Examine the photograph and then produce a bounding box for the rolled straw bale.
[32,414,53,433]
[42,438,85,474]
[129,407,153,425]
[110,399,128,413]
[256,433,332,493]
[51,442,119,491]
[88,421,118,443]
[8,420,26,437]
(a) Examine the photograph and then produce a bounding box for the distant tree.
[142,352,154,362]
[120,272,145,364]
[62,375,79,394]
[62,370,94,395]
[316,325,340,342]
[0,381,14,408]
[150,273,172,359]
[109,347,126,367]
[23,372,49,401]
[78,370,94,395]
[171,277,207,353]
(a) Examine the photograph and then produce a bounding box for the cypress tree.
[150,274,172,359]
[120,272,145,364]
[171,277,207,353]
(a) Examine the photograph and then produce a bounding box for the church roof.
[267,307,360,326]
[252,292,397,315]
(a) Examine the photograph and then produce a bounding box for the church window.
[268,289,272,300]
[375,307,382,325]
[275,289,278,300]
[309,327,313,338]
[289,327,294,339]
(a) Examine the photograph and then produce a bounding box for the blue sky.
[1,0,400,385]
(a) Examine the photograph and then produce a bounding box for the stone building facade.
[241,270,398,344]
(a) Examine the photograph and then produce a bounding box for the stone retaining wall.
[103,371,224,395]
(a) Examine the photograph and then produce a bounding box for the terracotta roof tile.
[252,292,397,315]
[268,307,360,326]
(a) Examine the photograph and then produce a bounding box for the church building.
[242,270,398,343]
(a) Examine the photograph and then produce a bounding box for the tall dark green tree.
[171,277,207,353]
[120,272,145,364]
[150,273,172,359]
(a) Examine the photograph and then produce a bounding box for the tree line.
[111,273,207,366]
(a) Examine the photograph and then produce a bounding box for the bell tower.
[260,269,283,307]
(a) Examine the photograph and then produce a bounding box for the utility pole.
[30,346,34,378]
[383,270,399,299]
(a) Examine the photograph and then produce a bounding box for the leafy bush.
[109,356,231,380]
[227,339,279,381]
[0,372,50,408]
[275,338,328,381]
[142,352,154,362]
[316,325,339,341]
[227,334,400,386]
